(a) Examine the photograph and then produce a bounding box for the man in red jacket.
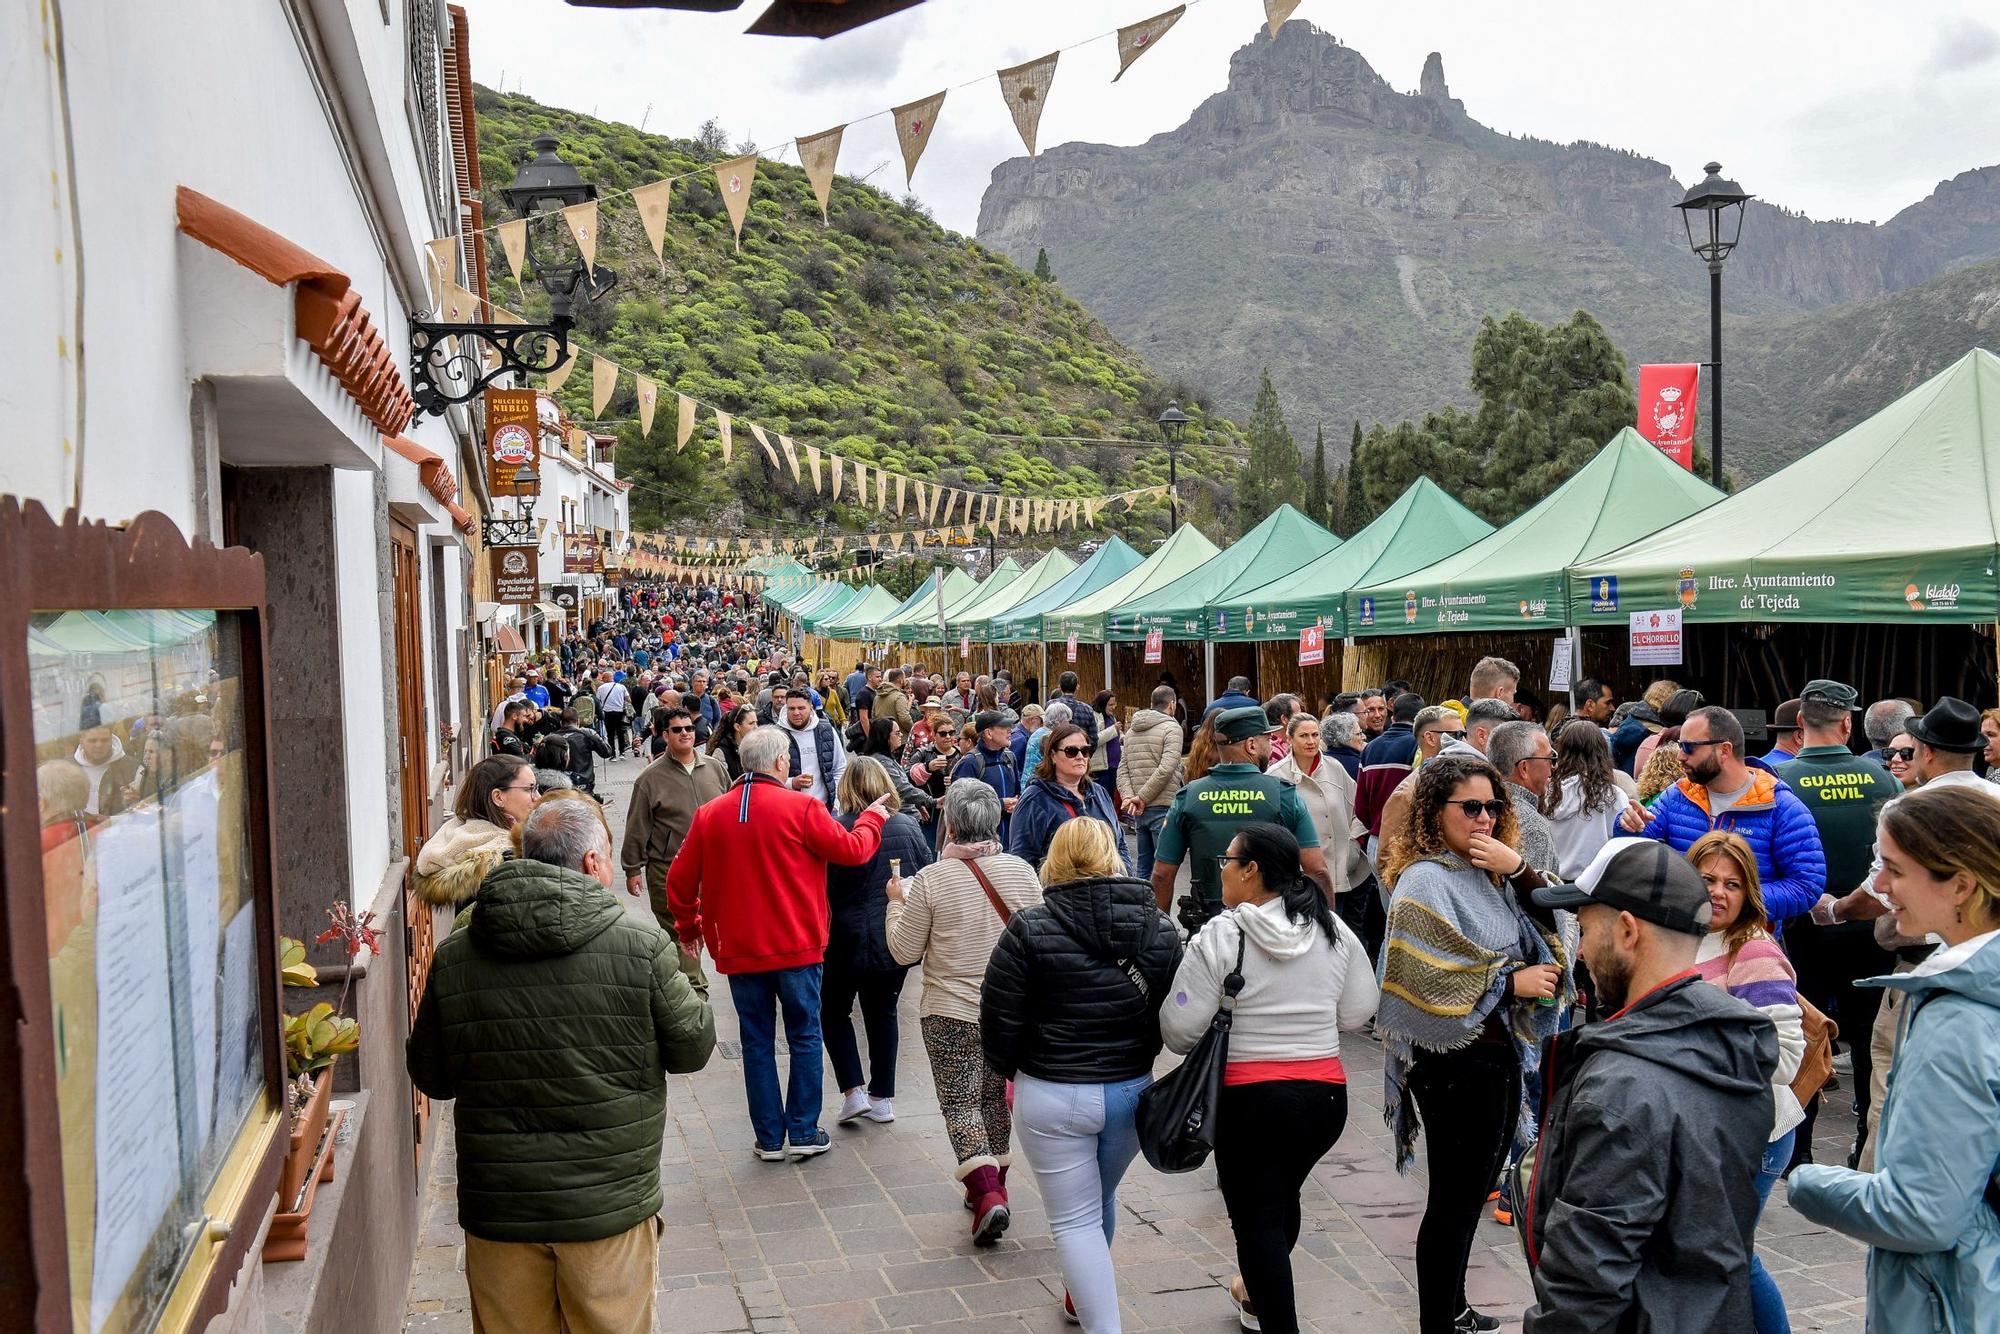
[667,724,890,1160]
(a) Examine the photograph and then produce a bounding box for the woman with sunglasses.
[1881,730,1919,791]
[413,755,535,908]
[1007,722,1133,875]
[1376,754,1567,1334]
[1160,823,1377,1332]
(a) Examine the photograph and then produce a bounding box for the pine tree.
[1033,248,1054,282]
[1239,369,1305,530]
[1330,463,1350,537]
[1304,425,1330,527]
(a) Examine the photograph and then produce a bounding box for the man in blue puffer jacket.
[1627,705,1826,922]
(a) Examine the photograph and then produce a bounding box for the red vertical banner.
[1636,364,1700,469]
[1065,633,1079,663]
[1143,628,1163,664]
[1299,622,1325,666]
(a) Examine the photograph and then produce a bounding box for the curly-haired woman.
[1543,720,1627,878]
[1376,753,1568,1334]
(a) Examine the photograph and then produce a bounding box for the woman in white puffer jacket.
[1159,822,1377,1334]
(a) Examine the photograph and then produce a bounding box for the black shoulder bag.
[1136,931,1247,1173]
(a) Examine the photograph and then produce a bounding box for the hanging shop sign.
[1298,622,1325,666]
[491,546,538,604]
[1143,628,1163,664]
[1628,608,1683,666]
[484,388,540,497]
[563,533,599,574]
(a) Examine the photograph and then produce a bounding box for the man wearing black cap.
[1774,681,1898,1167]
[950,710,1022,843]
[1523,842,1777,1334]
[1149,706,1330,932]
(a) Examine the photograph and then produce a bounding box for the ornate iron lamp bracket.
[409,316,572,417]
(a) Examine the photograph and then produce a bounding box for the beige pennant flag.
[495,219,528,283]
[714,155,759,251]
[715,412,734,462]
[568,427,590,455]
[796,125,844,222]
[747,421,781,470]
[635,375,659,437]
[853,458,867,504]
[592,355,619,418]
[676,394,696,452]
[891,90,947,186]
[1264,0,1303,36]
[830,454,844,502]
[1114,6,1185,81]
[426,237,458,298]
[437,277,482,325]
[997,52,1059,156]
[778,434,802,483]
[631,180,673,260]
[806,443,823,492]
[894,473,907,515]
[546,350,577,392]
[561,201,598,269]
[876,468,891,512]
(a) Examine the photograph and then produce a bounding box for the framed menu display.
[0,501,285,1333]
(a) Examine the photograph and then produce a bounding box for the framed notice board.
[0,500,286,1333]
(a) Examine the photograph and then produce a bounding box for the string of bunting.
[427,0,1311,293]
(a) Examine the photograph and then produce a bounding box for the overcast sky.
[467,0,2000,237]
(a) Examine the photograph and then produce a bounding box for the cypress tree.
[1033,248,1054,282]
[1305,424,1330,527]
[1239,369,1304,530]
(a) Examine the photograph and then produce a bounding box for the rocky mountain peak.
[1187,22,1459,142]
[1419,52,1449,101]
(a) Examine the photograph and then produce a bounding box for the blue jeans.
[1013,1072,1151,1332]
[727,965,824,1150]
[1750,1129,1795,1334]
[1134,805,1170,880]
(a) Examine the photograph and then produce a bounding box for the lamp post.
[1157,403,1189,532]
[1674,162,1751,489]
[409,134,619,416]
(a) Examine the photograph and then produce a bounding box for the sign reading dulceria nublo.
[489,546,538,604]
[484,387,540,498]
[563,532,600,574]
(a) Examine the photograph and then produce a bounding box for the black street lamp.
[409,134,619,416]
[1674,162,1752,488]
[1157,403,1189,532]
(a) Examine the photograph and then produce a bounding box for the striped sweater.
[1694,929,1807,1139]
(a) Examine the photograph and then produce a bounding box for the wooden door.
[388,523,435,1162]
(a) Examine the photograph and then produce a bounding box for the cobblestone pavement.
[406,751,1870,1333]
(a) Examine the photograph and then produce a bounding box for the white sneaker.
[837,1090,871,1124]
[863,1097,895,1124]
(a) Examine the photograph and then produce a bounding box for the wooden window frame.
[0,499,287,1332]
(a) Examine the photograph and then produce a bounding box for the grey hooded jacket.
[1524,973,1777,1334]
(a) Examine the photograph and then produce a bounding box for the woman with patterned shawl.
[1375,754,1571,1334]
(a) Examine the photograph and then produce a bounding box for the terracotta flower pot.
[263,1098,347,1263]
[276,1068,333,1211]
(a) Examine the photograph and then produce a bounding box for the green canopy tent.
[1574,350,2000,626]
[898,559,1022,644]
[1350,429,1722,637]
[790,581,860,626]
[1109,505,1342,642]
[984,538,1143,643]
[1215,478,1493,641]
[949,548,1077,642]
[1343,428,1722,702]
[813,585,903,640]
[873,567,981,641]
[1043,525,1220,701]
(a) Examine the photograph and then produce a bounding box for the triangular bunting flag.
[715,411,734,462]
[778,434,802,483]
[853,458,867,504]
[592,355,619,418]
[806,443,823,492]
[875,468,890,512]
[632,180,672,261]
[1114,6,1184,81]
[437,278,481,323]
[426,237,458,298]
[497,219,528,283]
[830,454,844,501]
[714,155,759,251]
[635,375,658,437]
[997,52,1059,156]
[561,201,598,269]
[891,90,947,186]
[676,394,696,452]
[796,125,844,223]
[747,421,781,470]
[1264,0,1303,36]
[546,350,577,392]
[894,473,907,515]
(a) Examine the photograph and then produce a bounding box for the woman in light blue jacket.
[1788,785,2000,1333]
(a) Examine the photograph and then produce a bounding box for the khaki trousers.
[646,863,709,996]
[1857,958,1917,1173]
[465,1215,660,1334]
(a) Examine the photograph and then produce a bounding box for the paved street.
[406,751,1870,1333]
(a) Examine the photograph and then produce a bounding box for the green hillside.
[472,89,1245,541]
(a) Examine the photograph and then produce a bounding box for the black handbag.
[1136,933,1246,1173]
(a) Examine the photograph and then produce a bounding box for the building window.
[407,0,447,225]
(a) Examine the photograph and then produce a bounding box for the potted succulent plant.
[264,905,378,1261]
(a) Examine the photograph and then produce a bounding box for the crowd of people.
[409,578,2000,1334]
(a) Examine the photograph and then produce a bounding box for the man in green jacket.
[408,795,715,1334]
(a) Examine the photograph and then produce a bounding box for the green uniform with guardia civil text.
[1154,761,1321,911]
